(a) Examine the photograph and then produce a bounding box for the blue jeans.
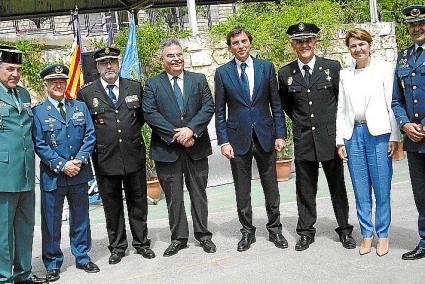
[344,124,392,238]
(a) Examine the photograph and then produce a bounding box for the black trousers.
[97,169,150,254]
[406,152,425,247]
[295,157,353,238]
[156,152,212,244]
[230,134,282,235]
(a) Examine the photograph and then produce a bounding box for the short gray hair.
[159,39,182,57]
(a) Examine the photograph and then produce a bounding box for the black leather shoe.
[340,234,356,249]
[402,246,425,260]
[295,235,314,251]
[17,274,48,284]
[76,261,100,273]
[136,247,156,259]
[269,233,289,249]
[163,241,188,257]
[237,232,256,252]
[109,252,125,264]
[200,239,217,253]
[46,269,60,282]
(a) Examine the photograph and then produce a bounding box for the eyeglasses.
[164,53,183,60]
[98,59,119,66]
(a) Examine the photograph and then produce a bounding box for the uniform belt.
[354,119,367,124]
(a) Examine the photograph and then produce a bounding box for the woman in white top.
[336,28,400,257]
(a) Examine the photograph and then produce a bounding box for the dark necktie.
[173,76,184,113]
[416,46,423,62]
[240,62,250,100]
[107,85,117,107]
[8,89,20,111]
[58,102,66,120]
[303,65,311,85]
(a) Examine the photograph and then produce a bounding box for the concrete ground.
[30,158,425,283]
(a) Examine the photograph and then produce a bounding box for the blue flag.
[119,15,141,81]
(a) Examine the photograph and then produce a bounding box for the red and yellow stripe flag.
[65,9,84,99]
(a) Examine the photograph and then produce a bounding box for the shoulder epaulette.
[80,81,94,89]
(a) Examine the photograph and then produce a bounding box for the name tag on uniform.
[125,95,139,103]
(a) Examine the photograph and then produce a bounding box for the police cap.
[286,22,320,40]
[0,45,23,65]
[94,47,120,62]
[403,4,425,23]
[40,64,69,80]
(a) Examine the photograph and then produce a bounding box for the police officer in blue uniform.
[32,64,99,281]
[392,4,425,261]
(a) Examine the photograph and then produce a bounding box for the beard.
[100,70,118,82]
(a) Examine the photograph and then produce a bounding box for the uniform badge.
[318,66,323,71]
[400,58,409,68]
[55,65,63,74]
[325,69,332,81]
[403,49,408,57]
[47,105,51,111]
[0,102,7,108]
[411,8,421,17]
[299,23,305,31]
[105,48,110,55]
[75,106,79,111]
[287,77,293,85]
[51,133,57,148]
[72,111,84,119]
[125,95,139,103]
[93,98,99,107]
[98,118,105,124]
[292,69,296,74]
[23,102,31,109]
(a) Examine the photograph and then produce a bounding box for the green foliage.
[141,124,156,178]
[210,1,343,68]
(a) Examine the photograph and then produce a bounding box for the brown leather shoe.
[359,237,373,255]
[376,238,389,257]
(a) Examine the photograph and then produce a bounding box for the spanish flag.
[65,8,84,99]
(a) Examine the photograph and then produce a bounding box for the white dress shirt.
[351,67,369,121]
[48,96,66,116]
[298,56,316,77]
[167,72,184,96]
[235,56,254,98]
[100,78,120,99]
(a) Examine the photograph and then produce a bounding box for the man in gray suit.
[143,39,215,257]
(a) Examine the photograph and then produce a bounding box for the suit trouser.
[345,125,392,238]
[41,184,91,270]
[295,157,353,239]
[230,134,282,235]
[156,152,212,244]
[406,152,425,248]
[0,190,34,284]
[97,169,150,254]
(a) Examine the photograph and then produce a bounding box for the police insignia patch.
[125,95,139,103]
[287,77,293,85]
[93,98,99,107]
[55,65,63,74]
[299,23,305,31]
[411,8,421,17]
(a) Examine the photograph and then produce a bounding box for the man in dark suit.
[143,39,215,257]
[215,27,288,252]
[278,22,355,251]
[33,64,99,282]
[77,47,155,264]
[392,4,425,260]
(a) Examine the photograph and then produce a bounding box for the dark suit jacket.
[77,77,145,175]
[214,57,286,156]
[278,56,341,162]
[142,71,214,163]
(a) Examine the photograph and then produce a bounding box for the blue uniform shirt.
[32,98,96,191]
[392,43,425,153]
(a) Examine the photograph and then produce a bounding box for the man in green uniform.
[0,46,46,284]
